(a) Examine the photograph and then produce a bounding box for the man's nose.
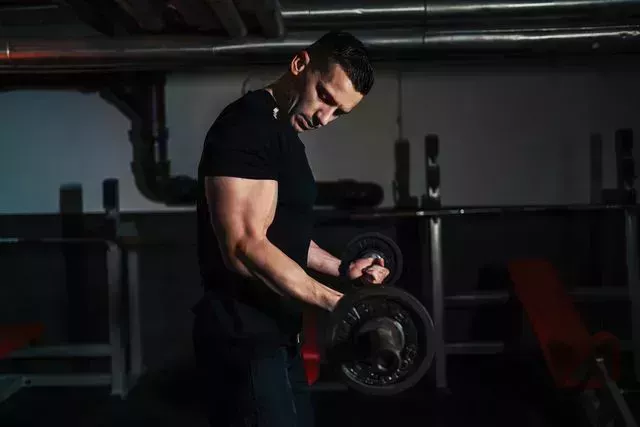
[316,107,337,127]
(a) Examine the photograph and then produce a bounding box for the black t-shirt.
[195,90,317,349]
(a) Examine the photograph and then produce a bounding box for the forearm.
[235,237,342,311]
[307,240,342,277]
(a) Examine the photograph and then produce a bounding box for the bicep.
[205,176,278,254]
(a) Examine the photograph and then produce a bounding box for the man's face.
[288,52,364,133]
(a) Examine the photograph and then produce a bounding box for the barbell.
[321,233,436,396]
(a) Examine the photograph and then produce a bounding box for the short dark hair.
[305,31,374,96]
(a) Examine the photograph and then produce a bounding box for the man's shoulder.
[210,91,281,136]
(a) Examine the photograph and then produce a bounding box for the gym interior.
[2,1,640,426]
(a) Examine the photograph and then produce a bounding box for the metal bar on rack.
[445,287,630,306]
[592,358,639,427]
[623,209,640,383]
[121,222,144,384]
[445,342,505,355]
[0,376,25,403]
[0,237,110,245]
[444,341,633,355]
[5,344,112,359]
[307,382,349,392]
[128,249,144,382]
[103,177,128,398]
[423,134,447,389]
[430,217,446,389]
[445,292,510,305]
[18,373,112,387]
[0,236,196,248]
[347,203,638,220]
[106,241,126,397]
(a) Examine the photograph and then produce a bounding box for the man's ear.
[290,51,310,76]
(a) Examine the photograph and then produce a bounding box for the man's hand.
[347,257,390,285]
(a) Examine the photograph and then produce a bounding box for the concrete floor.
[0,355,638,427]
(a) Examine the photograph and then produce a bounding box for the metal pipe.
[280,0,640,27]
[1,25,639,71]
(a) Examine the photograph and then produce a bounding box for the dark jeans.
[192,310,315,427]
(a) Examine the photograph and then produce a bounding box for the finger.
[361,271,375,284]
[362,268,382,285]
[366,265,389,277]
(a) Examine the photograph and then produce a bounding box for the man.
[192,31,388,427]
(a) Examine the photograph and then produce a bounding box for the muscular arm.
[307,240,341,277]
[205,176,343,311]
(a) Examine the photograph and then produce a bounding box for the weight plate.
[340,232,404,287]
[326,287,435,396]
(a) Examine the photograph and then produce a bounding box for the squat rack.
[0,179,144,402]
[381,203,640,390]
[345,129,640,391]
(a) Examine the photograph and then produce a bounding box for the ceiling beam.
[254,0,284,38]
[167,0,220,31]
[63,0,136,36]
[203,0,247,37]
[111,0,166,31]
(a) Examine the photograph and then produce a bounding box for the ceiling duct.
[280,0,640,28]
[1,0,639,70]
[2,25,640,72]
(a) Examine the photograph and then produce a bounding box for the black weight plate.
[340,232,403,287]
[326,287,435,396]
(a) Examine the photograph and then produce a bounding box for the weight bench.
[509,259,637,427]
[0,323,45,403]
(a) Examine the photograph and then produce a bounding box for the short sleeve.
[203,118,279,181]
